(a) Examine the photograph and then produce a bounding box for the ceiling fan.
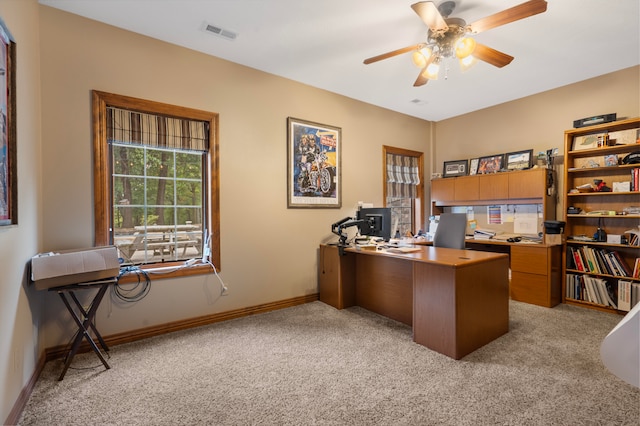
[363,0,548,87]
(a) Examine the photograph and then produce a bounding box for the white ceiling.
[39,0,640,121]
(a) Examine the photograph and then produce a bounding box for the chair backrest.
[433,213,467,249]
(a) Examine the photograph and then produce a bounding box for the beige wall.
[0,0,42,422]
[2,1,639,421]
[37,6,432,349]
[433,66,640,215]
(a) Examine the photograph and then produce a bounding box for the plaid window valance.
[386,153,420,198]
[106,107,209,152]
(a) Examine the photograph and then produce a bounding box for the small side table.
[50,278,117,380]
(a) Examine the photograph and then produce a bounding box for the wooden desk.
[318,244,510,359]
[415,239,562,308]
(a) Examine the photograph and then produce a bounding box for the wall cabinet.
[562,117,640,313]
[431,168,555,220]
[479,173,509,200]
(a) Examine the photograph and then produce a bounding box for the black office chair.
[433,213,467,249]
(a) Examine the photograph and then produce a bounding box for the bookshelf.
[562,117,640,313]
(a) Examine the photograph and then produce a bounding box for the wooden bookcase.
[562,117,640,313]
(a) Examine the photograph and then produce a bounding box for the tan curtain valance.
[386,153,420,198]
[107,107,208,151]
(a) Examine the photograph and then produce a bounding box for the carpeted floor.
[18,300,639,425]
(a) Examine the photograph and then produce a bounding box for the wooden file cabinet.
[510,244,562,308]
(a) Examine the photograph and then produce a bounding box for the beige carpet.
[18,300,639,425]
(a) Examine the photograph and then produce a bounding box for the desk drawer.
[511,271,549,307]
[511,245,547,275]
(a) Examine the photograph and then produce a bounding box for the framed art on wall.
[287,117,341,208]
[443,159,468,178]
[477,155,503,174]
[505,149,533,170]
[0,19,16,226]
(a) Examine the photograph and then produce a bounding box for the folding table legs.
[57,284,111,380]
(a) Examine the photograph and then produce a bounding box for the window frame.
[382,145,425,235]
[92,91,220,279]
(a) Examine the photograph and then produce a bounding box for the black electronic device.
[543,220,565,234]
[593,217,607,242]
[330,207,392,254]
[567,206,582,215]
[573,113,616,128]
[356,207,392,242]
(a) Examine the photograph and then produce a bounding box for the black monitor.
[356,207,392,241]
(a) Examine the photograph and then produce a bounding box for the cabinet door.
[511,272,550,307]
[479,173,509,200]
[511,245,547,274]
[454,175,479,201]
[431,178,455,202]
[318,245,355,309]
[509,169,545,199]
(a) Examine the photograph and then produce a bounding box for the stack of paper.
[474,229,496,240]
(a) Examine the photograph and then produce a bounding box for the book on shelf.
[632,282,640,310]
[618,280,632,312]
[611,251,633,276]
[625,230,639,247]
[634,258,640,279]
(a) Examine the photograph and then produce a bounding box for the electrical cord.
[200,258,229,295]
[114,266,151,302]
[115,257,227,301]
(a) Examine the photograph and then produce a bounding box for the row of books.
[566,246,636,277]
[566,274,640,311]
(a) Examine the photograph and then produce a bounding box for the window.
[93,91,220,274]
[383,146,424,236]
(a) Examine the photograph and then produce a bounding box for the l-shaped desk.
[318,244,510,359]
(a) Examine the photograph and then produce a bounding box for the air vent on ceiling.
[204,23,237,41]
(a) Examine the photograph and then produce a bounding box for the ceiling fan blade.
[468,0,548,34]
[473,43,514,68]
[413,55,436,87]
[414,69,429,87]
[411,1,448,32]
[363,44,422,65]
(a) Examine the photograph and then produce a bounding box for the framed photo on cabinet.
[443,159,468,178]
[287,117,341,208]
[505,149,533,170]
[469,158,479,175]
[477,155,503,174]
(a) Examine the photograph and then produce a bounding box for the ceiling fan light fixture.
[422,60,440,80]
[459,55,477,72]
[455,37,476,59]
[411,47,433,68]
